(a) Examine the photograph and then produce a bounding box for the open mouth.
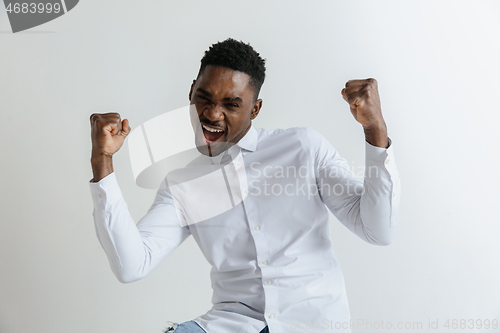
[202,124,225,143]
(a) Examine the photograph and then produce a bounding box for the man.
[89,38,400,333]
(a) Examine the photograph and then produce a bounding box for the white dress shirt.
[89,125,400,333]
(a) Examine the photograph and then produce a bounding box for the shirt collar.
[235,123,257,152]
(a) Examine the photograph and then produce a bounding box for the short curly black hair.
[197,38,266,100]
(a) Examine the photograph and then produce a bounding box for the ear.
[250,99,263,120]
[189,79,196,102]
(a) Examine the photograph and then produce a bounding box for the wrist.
[363,122,389,148]
[362,118,386,131]
[90,153,114,182]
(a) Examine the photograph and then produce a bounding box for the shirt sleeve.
[308,128,401,245]
[89,172,191,283]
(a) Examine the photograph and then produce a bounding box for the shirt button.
[99,193,105,198]
[244,189,249,195]
[268,314,275,319]
[261,260,268,265]
[236,162,242,167]
[392,191,396,197]
[385,158,390,165]
[266,279,272,285]
[254,225,260,231]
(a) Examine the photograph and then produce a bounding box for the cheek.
[228,116,250,132]
[194,102,208,116]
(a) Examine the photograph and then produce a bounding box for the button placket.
[238,174,277,319]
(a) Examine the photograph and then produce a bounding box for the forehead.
[196,65,253,98]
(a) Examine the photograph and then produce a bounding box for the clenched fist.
[341,78,389,148]
[90,113,130,157]
[89,113,131,182]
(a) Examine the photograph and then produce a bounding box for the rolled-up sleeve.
[309,129,401,245]
[89,173,191,283]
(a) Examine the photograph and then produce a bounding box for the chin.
[195,140,227,157]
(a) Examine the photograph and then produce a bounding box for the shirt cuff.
[364,137,400,229]
[365,137,395,170]
[89,172,123,208]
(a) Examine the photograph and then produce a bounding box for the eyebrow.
[196,88,243,103]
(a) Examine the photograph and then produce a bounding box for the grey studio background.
[1,1,499,333]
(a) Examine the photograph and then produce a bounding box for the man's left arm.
[313,78,400,245]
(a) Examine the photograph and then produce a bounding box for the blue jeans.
[172,320,269,333]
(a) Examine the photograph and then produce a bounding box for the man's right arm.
[89,113,191,283]
[89,172,191,283]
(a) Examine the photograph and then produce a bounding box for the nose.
[203,103,224,122]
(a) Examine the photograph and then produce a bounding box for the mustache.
[199,119,225,130]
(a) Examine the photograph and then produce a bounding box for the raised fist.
[341,78,389,148]
[341,78,384,129]
[90,113,131,158]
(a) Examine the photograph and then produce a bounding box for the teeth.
[202,125,224,133]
